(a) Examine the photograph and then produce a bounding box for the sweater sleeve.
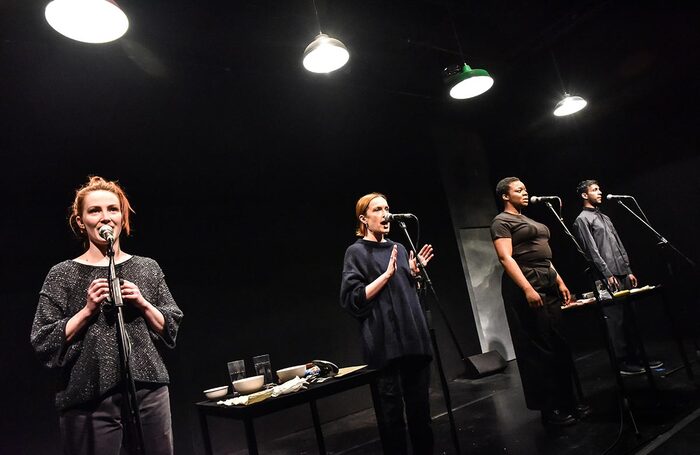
[340,246,374,319]
[30,266,81,369]
[149,263,183,349]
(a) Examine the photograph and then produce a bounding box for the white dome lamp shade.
[444,64,494,100]
[553,93,588,116]
[45,0,129,44]
[302,33,350,74]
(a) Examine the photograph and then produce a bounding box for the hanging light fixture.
[553,93,587,116]
[443,8,493,100]
[444,64,494,99]
[550,50,587,116]
[302,0,349,73]
[303,34,349,73]
[45,0,129,44]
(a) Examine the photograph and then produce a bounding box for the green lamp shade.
[446,64,494,99]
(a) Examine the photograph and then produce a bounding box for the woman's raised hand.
[385,245,398,278]
[86,278,110,312]
[410,244,434,275]
[121,279,148,309]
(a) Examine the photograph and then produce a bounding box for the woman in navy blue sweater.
[340,192,434,454]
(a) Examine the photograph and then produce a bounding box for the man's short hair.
[576,179,598,197]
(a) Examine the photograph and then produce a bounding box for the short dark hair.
[496,177,520,199]
[576,179,598,197]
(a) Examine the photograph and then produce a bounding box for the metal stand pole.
[542,202,640,445]
[396,219,461,454]
[107,240,146,454]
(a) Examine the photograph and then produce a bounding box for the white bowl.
[232,375,265,394]
[203,385,229,400]
[276,364,307,383]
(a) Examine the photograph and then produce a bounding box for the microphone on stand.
[529,195,560,204]
[98,225,115,243]
[382,213,415,222]
[606,194,633,200]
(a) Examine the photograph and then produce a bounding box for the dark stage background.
[1,1,698,453]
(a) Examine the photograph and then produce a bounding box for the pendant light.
[302,0,349,73]
[553,93,587,116]
[444,7,493,99]
[444,64,494,99]
[550,50,587,116]
[45,0,129,44]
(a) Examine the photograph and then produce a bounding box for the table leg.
[661,289,695,380]
[198,409,213,455]
[309,400,326,455]
[243,417,259,455]
[626,300,657,391]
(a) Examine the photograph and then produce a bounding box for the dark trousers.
[502,267,576,412]
[60,384,173,455]
[376,356,434,454]
[602,275,638,361]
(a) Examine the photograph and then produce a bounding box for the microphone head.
[383,213,414,222]
[606,194,631,200]
[529,196,560,204]
[98,225,115,241]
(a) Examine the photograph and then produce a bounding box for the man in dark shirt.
[572,179,663,375]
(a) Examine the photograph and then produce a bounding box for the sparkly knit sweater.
[30,256,183,411]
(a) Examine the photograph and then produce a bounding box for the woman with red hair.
[31,176,183,455]
[340,192,435,454]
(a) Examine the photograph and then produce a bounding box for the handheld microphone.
[529,196,560,203]
[382,213,415,222]
[98,225,115,243]
[606,194,633,200]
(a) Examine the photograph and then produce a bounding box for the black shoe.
[541,409,577,426]
[619,361,645,376]
[647,359,664,369]
[574,403,593,419]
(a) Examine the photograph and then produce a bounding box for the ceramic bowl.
[232,375,265,394]
[276,364,307,383]
[203,385,229,400]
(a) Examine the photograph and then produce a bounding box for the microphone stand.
[107,239,146,454]
[614,199,698,378]
[615,199,696,269]
[541,201,640,442]
[395,218,461,454]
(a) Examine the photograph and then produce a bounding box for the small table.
[564,285,694,387]
[196,369,388,455]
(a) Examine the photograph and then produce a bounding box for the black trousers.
[376,356,434,454]
[59,384,173,455]
[602,275,639,361]
[501,266,576,412]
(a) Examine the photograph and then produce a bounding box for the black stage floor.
[224,341,700,455]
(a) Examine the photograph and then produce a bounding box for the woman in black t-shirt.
[490,177,587,426]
